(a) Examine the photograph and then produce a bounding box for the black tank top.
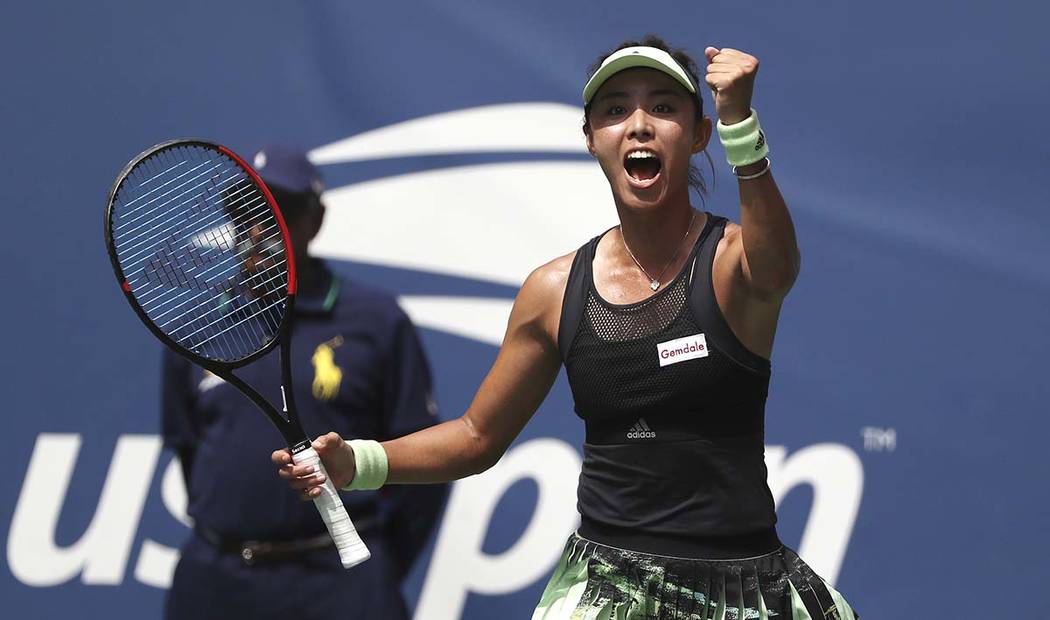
[558,212,780,558]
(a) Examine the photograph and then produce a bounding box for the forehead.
[593,67,691,100]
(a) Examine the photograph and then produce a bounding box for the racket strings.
[117,168,250,264]
[114,159,223,231]
[129,196,271,300]
[138,200,274,294]
[111,144,289,362]
[116,160,233,242]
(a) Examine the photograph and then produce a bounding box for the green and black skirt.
[532,533,858,620]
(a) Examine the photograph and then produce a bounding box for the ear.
[691,116,713,154]
[583,123,597,157]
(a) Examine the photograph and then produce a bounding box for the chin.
[615,180,668,211]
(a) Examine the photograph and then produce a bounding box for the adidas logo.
[755,130,766,151]
[626,418,656,440]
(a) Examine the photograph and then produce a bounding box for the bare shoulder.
[524,251,575,295]
[511,250,577,345]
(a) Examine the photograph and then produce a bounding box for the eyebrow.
[594,91,629,103]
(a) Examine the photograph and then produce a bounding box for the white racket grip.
[293,446,371,568]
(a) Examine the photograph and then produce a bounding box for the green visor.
[582,46,699,105]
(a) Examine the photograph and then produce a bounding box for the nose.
[626,108,654,141]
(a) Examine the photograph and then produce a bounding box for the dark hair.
[583,34,714,200]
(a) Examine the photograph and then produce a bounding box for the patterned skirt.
[532,533,858,620]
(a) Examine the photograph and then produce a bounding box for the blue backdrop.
[2,1,1048,618]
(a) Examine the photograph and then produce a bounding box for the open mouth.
[623,149,662,185]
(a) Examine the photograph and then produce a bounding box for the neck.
[615,194,696,269]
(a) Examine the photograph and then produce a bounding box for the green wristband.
[343,439,389,491]
[716,108,769,166]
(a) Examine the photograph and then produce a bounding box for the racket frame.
[104,138,310,453]
[105,139,372,568]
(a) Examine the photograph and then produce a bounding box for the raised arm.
[274,256,571,495]
[705,46,801,300]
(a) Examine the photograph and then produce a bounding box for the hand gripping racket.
[104,139,369,568]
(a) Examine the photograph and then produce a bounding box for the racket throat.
[280,385,288,412]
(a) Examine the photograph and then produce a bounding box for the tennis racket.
[104,138,369,568]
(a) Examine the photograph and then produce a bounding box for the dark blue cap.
[249,145,325,195]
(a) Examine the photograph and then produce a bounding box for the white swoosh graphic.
[398,295,513,346]
[309,103,615,344]
[309,102,588,164]
[312,160,614,287]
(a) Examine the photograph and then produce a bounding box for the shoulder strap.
[557,235,600,361]
[688,215,771,373]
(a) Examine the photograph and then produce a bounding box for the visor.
[582,46,699,105]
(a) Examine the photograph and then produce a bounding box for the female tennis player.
[275,35,858,619]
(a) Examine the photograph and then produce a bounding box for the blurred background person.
[160,145,448,620]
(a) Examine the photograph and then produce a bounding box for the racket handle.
[293,446,371,568]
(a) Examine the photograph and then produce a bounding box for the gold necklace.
[620,211,697,291]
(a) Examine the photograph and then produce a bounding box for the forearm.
[705,46,800,294]
[382,415,495,484]
[736,165,800,293]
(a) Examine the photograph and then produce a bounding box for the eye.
[653,103,674,114]
[606,105,627,116]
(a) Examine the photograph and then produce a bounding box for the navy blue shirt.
[161,260,446,577]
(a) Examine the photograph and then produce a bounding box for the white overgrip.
[293,446,370,568]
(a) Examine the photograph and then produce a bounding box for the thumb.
[704,46,720,62]
[312,431,334,452]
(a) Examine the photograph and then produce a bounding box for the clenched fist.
[704,47,759,125]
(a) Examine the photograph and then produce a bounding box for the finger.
[289,473,326,490]
[292,464,316,477]
[708,55,758,75]
[705,74,731,91]
[312,431,341,452]
[706,68,745,82]
[706,62,746,73]
[704,46,720,62]
[713,47,748,59]
[271,449,292,466]
[281,463,317,478]
[277,463,314,479]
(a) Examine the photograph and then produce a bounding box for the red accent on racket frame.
[217,145,298,295]
[121,280,131,293]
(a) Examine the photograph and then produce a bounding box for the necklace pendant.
[650,280,660,291]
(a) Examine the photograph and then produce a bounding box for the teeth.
[626,150,657,160]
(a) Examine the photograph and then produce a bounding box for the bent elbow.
[458,415,504,477]
[469,450,502,476]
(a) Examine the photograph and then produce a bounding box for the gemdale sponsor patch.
[657,333,709,367]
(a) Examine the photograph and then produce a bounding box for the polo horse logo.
[311,335,344,401]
